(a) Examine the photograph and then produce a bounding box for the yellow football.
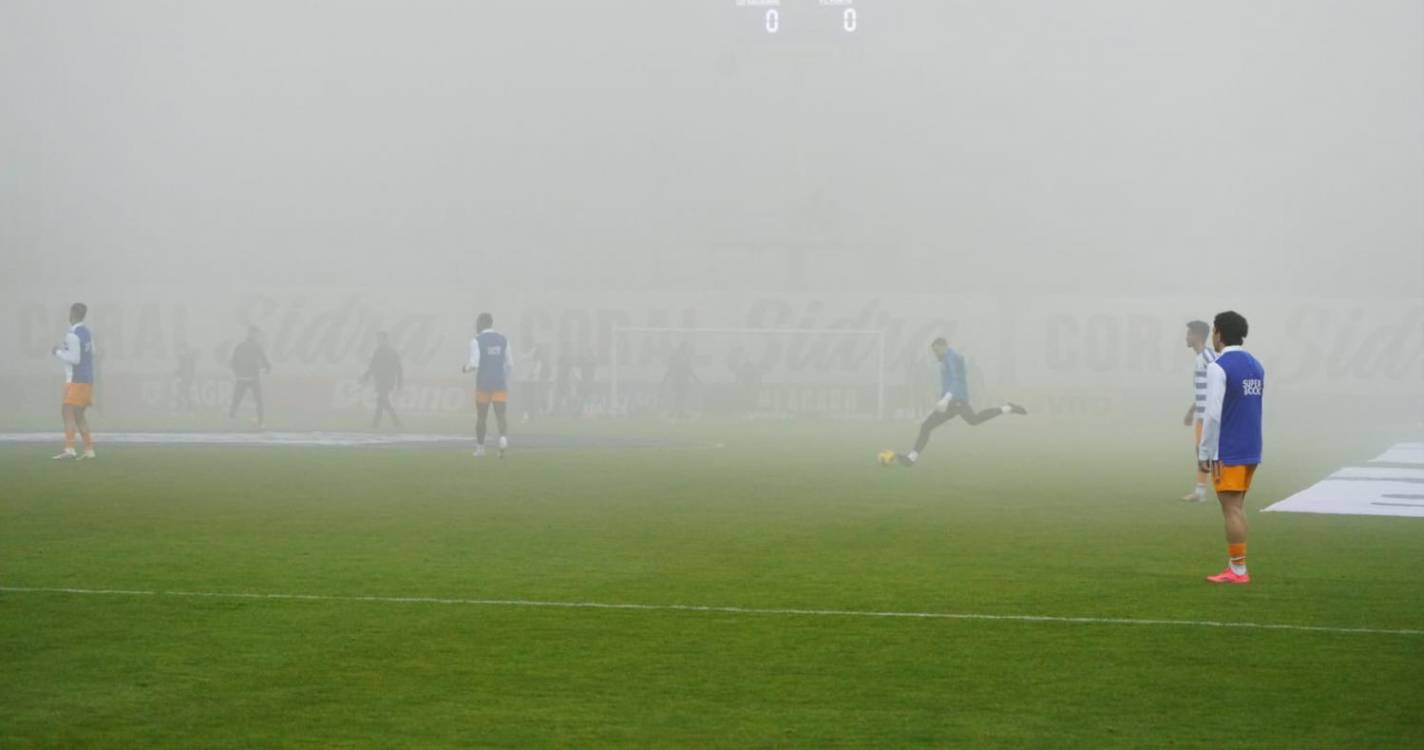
[877,449,898,467]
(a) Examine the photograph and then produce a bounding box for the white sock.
[1229,560,1248,575]
[906,450,918,462]
[1194,483,1205,497]
[498,435,508,449]
[1000,404,1011,414]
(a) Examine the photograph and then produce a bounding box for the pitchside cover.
[1266,442,1424,518]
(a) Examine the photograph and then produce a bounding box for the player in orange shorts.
[51,303,97,461]
[1196,311,1264,584]
[463,313,513,458]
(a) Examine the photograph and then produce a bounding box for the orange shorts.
[63,383,93,407]
[1214,464,1257,493]
[475,390,508,405]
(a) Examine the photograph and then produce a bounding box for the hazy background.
[1,0,1420,431]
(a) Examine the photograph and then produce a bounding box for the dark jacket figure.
[362,332,404,429]
[522,341,551,422]
[174,342,197,410]
[229,326,272,427]
[557,346,597,417]
[663,341,698,420]
[727,346,761,416]
[575,345,597,417]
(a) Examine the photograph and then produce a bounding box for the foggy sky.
[2,0,1419,300]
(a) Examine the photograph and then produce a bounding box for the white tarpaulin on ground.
[1330,466,1424,481]
[1368,443,1424,465]
[1265,443,1424,518]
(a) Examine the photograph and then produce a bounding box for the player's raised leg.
[893,337,1028,467]
[958,401,1027,425]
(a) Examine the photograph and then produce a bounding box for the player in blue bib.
[463,312,513,457]
[52,302,97,460]
[1197,310,1265,584]
[894,337,1027,467]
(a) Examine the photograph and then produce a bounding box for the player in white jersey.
[1180,320,1216,501]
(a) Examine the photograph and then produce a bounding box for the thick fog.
[1,0,1420,432]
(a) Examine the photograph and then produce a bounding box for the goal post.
[610,326,887,420]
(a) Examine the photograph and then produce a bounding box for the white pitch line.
[0,431,473,447]
[2,586,1420,637]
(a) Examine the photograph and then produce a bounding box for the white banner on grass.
[1265,444,1424,518]
[1368,443,1424,465]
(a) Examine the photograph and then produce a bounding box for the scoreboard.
[733,0,866,38]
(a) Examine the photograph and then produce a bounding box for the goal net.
[609,327,887,420]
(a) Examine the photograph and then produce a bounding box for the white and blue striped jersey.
[1192,347,1217,422]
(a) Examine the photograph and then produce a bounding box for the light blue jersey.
[939,348,969,402]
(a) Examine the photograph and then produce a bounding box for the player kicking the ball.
[893,337,1026,467]
[463,312,512,458]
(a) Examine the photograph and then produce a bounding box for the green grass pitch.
[2,421,1422,748]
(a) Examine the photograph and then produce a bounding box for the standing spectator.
[362,331,404,429]
[727,346,762,416]
[521,340,552,423]
[574,344,597,417]
[555,347,576,417]
[229,325,272,428]
[173,341,197,411]
[663,340,698,420]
